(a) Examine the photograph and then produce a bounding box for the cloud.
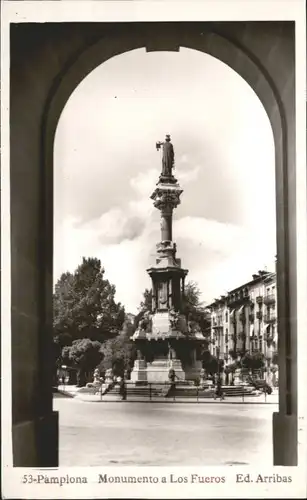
[130,168,160,197]
[174,216,242,255]
[177,164,201,183]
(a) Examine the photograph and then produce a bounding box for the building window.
[225,311,228,322]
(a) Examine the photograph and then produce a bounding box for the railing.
[77,380,280,404]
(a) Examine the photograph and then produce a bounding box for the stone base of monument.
[130,357,186,384]
[130,359,148,383]
[233,368,243,386]
[146,358,185,383]
[184,361,203,382]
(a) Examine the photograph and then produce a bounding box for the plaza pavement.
[53,393,278,467]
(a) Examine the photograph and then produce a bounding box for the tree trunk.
[77,368,86,387]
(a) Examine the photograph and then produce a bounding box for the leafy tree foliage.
[183,281,211,335]
[202,350,224,375]
[240,352,265,372]
[53,257,125,344]
[62,338,104,387]
[134,288,152,329]
[98,330,137,377]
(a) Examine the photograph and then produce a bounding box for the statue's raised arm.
[156,135,175,177]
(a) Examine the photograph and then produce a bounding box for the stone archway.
[10,21,296,466]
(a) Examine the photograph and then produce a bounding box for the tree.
[62,338,104,387]
[183,281,211,335]
[53,257,125,344]
[134,288,152,329]
[183,281,204,309]
[240,352,265,373]
[202,350,224,375]
[98,331,137,377]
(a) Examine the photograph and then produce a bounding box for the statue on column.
[156,135,175,177]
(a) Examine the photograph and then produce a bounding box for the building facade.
[207,270,278,384]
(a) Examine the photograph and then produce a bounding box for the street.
[53,395,277,467]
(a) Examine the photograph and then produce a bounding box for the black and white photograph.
[1,1,306,499]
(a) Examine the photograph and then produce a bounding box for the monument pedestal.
[130,359,148,383]
[147,357,185,383]
[130,357,186,383]
[130,136,204,387]
[233,368,242,386]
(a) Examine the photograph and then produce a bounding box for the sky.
[54,47,276,314]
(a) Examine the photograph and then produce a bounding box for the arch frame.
[9,21,297,466]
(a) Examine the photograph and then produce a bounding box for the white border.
[1,1,306,499]
[0,0,305,22]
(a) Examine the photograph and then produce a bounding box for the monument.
[130,135,206,383]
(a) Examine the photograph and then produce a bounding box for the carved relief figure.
[169,306,180,330]
[138,311,151,331]
[158,282,168,308]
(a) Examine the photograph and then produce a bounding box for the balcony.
[227,291,250,307]
[256,311,263,320]
[264,314,277,323]
[263,294,276,305]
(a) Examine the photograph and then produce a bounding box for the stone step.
[72,384,257,399]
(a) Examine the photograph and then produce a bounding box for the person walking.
[118,376,127,401]
[214,376,225,401]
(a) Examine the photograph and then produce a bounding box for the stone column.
[160,205,172,241]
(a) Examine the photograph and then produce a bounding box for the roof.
[207,270,276,308]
